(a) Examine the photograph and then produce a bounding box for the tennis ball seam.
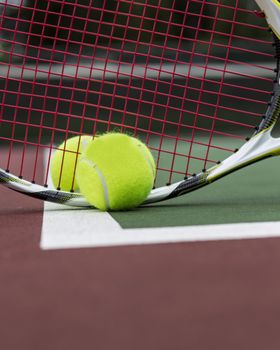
[137,144,155,179]
[80,157,110,210]
[81,137,91,152]
[51,135,91,192]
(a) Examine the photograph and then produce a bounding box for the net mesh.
[0,0,276,190]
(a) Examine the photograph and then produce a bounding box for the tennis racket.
[0,0,280,206]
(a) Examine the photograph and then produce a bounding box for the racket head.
[0,0,279,205]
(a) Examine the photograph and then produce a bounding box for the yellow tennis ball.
[51,135,91,191]
[76,133,156,211]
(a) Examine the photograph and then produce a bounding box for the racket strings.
[0,0,277,189]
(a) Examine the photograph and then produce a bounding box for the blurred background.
[0,0,264,60]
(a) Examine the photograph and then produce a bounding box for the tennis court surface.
[1,148,280,350]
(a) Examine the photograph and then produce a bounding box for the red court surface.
[1,183,280,350]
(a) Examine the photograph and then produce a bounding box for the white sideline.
[40,201,280,250]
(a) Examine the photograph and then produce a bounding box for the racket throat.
[207,130,280,182]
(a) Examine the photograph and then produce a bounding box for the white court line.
[40,201,280,250]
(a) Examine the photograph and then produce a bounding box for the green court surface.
[112,156,280,228]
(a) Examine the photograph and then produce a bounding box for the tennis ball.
[51,135,91,191]
[76,133,156,211]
